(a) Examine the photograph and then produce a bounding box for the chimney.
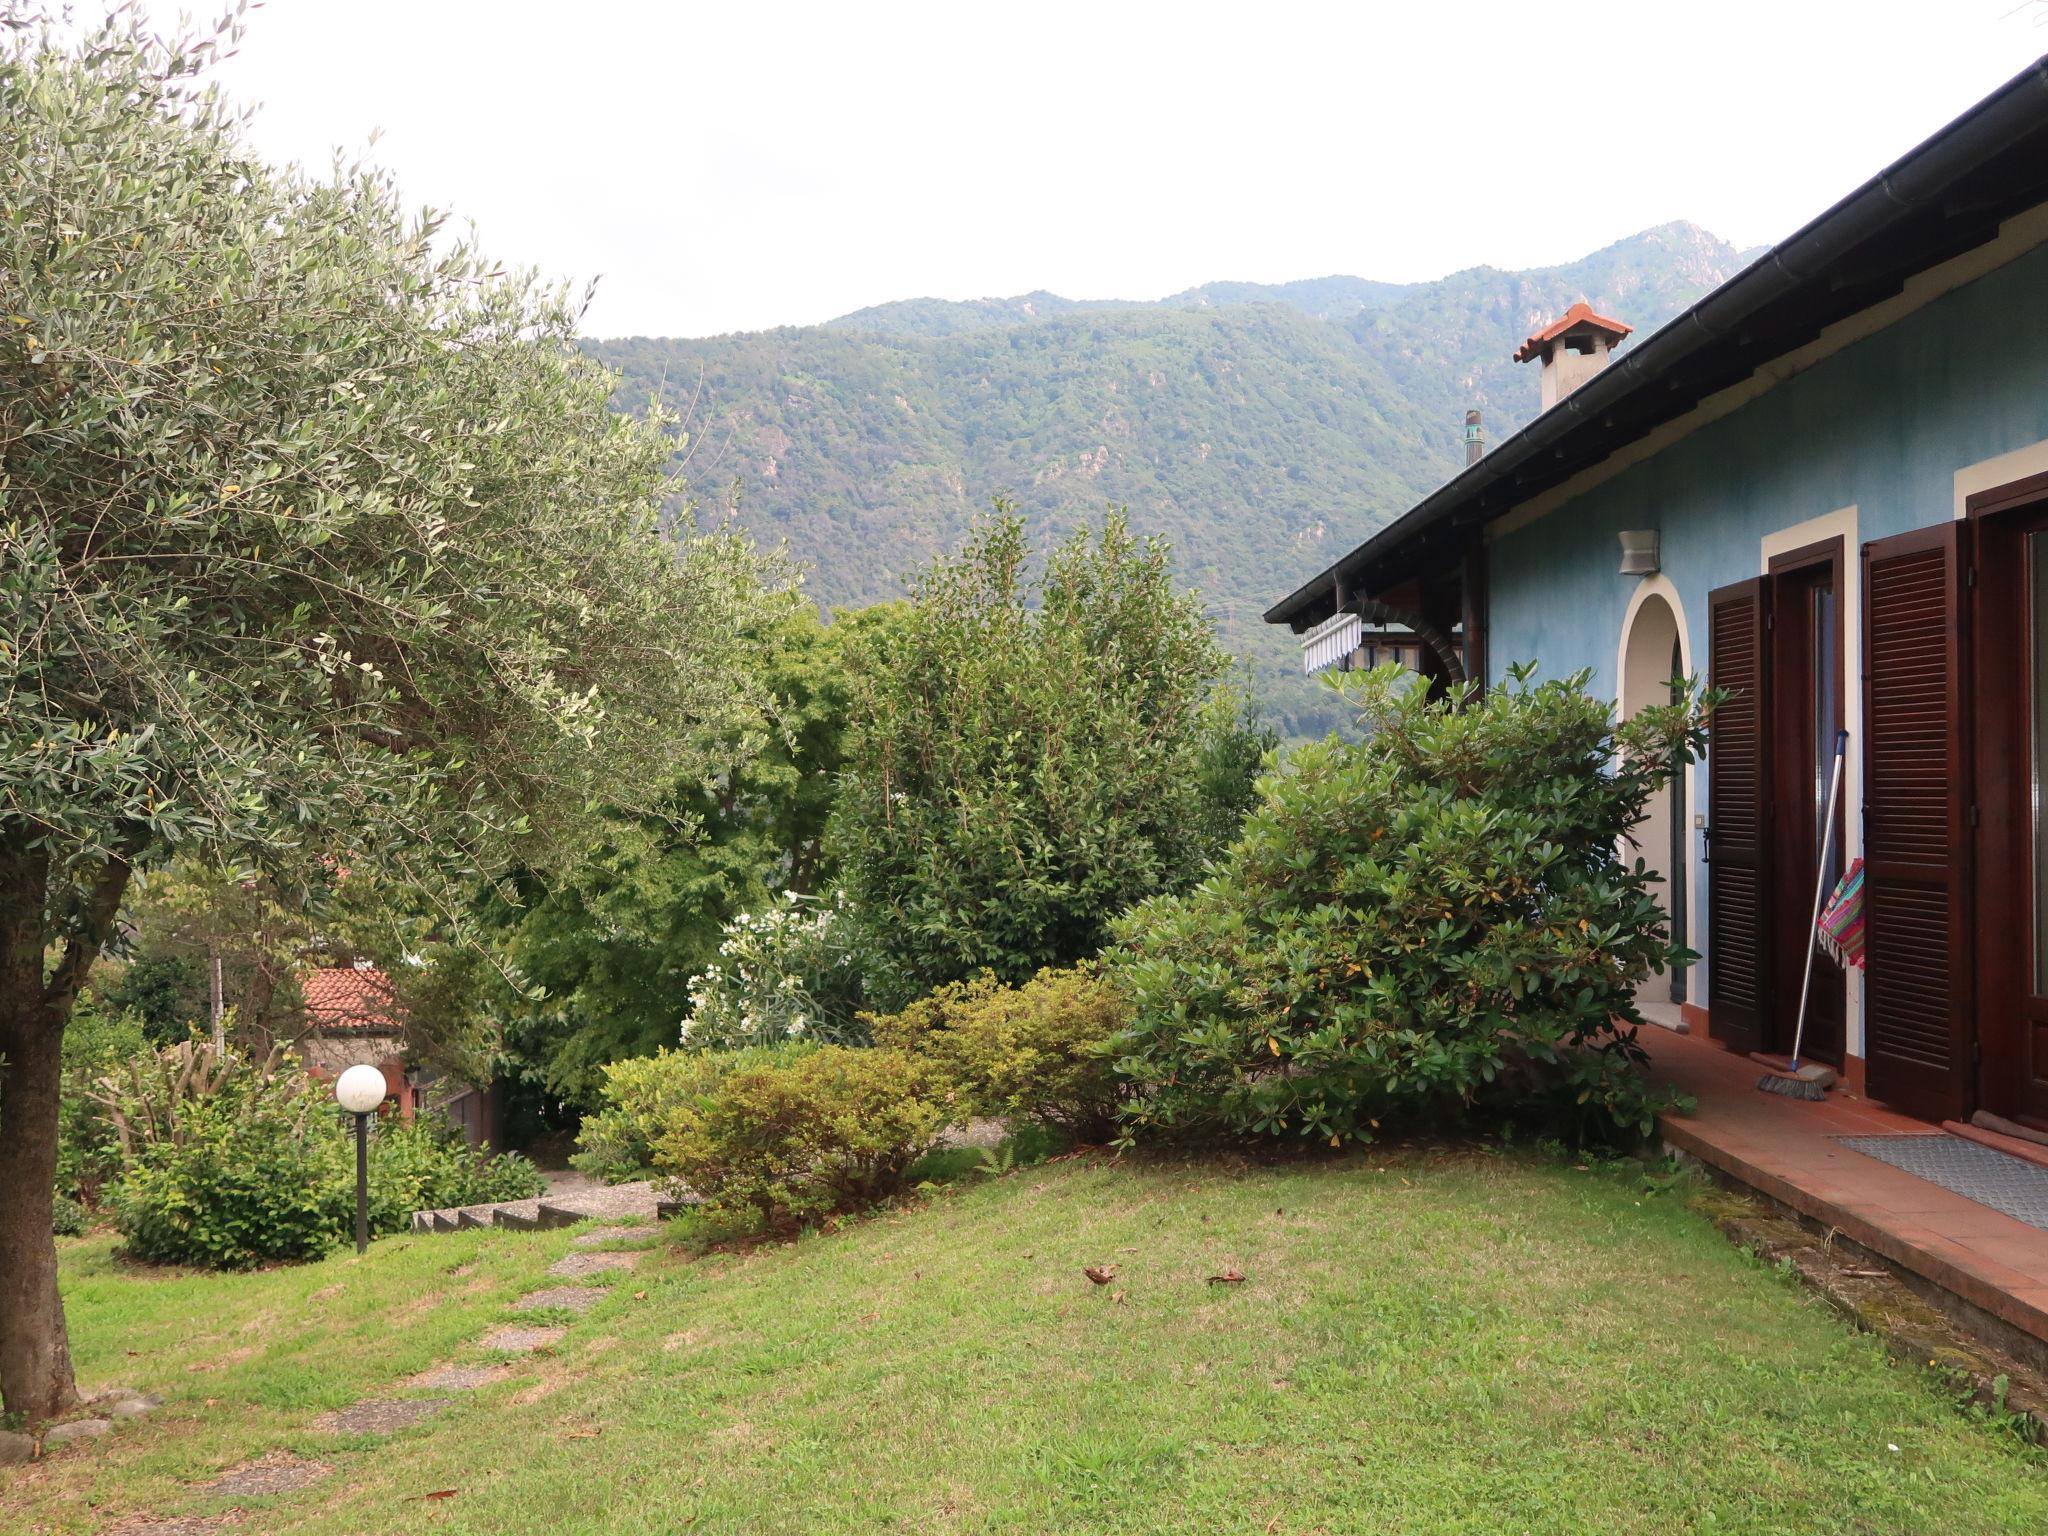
[1464,408,1485,467]
[1514,302,1632,413]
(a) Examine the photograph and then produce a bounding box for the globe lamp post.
[334,1064,386,1255]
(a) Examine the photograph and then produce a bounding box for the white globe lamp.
[334,1064,386,1253]
[334,1063,387,1115]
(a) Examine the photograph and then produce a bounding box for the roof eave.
[1264,53,2048,630]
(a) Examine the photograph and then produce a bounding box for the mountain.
[588,221,1753,736]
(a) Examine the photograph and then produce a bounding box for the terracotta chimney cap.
[1513,301,1632,364]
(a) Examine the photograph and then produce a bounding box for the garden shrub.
[52,1194,90,1238]
[571,1044,810,1182]
[867,965,1128,1141]
[97,1039,540,1266]
[56,992,149,1206]
[652,1046,952,1234]
[1109,663,1707,1148]
[367,1114,545,1220]
[110,1072,353,1268]
[680,892,871,1051]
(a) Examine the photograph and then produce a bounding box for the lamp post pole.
[333,1064,387,1257]
[354,1109,370,1255]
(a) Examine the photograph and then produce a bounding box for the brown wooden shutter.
[1862,522,1970,1121]
[1707,578,1771,1053]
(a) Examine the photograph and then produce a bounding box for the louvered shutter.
[1707,578,1770,1052]
[1862,523,1970,1120]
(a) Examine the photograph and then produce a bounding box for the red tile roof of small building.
[1513,301,1633,363]
[302,965,405,1032]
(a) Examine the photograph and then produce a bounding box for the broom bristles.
[1756,1071,1830,1101]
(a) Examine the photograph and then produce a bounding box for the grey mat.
[1835,1133,2048,1233]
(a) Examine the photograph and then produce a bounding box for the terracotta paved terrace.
[1643,1026,2048,1350]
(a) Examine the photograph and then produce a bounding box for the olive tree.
[0,13,785,1421]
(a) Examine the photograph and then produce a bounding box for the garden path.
[111,1226,659,1533]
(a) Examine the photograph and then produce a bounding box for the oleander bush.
[679,893,872,1052]
[652,1046,952,1235]
[1109,663,1709,1149]
[866,965,1128,1141]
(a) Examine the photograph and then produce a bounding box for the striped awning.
[1301,610,1363,675]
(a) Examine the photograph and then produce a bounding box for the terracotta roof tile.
[302,966,405,1032]
[1513,301,1632,363]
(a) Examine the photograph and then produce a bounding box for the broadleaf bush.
[368,1115,545,1217]
[827,508,1254,1008]
[651,1045,952,1235]
[51,1195,90,1238]
[1109,663,1708,1148]
[571,1044,812,1183]
[867,965,1128,1141]
[98,1040,541,1266]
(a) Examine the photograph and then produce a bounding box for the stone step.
[492,1200,545,1231]
[408,1179,671,1236]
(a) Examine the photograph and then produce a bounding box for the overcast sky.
[208,0,2048,338]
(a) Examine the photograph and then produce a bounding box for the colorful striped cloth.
[1818,857,1865,969]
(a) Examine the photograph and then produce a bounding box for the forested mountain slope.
[589,221,1754,735]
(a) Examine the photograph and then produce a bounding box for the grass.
[7,1146,2046,1534]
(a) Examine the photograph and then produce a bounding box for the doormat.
[1835,1134,2048,1233]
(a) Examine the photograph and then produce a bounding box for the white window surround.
[1755,506,1863,1060]
[1954,436,2048,520]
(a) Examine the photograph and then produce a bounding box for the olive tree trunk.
[0,1007,78,1425]
[0,835,133,1425]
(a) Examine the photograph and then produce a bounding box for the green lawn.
[9,1149,2046,1534]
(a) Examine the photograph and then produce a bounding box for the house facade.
[1267,60,2048,1132]
[297,961,499,1145]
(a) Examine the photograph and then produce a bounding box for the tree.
[0,14,786,1422]
[485,602,909,1107]
[95,862,319,1050]
[828,505,1241,1006]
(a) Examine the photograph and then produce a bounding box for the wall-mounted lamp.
[1618,529,1660,576]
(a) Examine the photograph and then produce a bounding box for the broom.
[1758,728,1846,1101]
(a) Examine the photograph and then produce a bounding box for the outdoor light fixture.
[1618,529,1660,576]
[334,1064,386,1255]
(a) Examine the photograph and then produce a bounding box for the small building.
[299,960,417,1119]
[297,960,501,1144]
[1265,59,2048,1132]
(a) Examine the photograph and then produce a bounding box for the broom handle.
[1790,728,1848,1070]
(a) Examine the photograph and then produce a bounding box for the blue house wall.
[1485,236,2048,1058]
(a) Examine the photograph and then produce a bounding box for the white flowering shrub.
[682,892,871,1051]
